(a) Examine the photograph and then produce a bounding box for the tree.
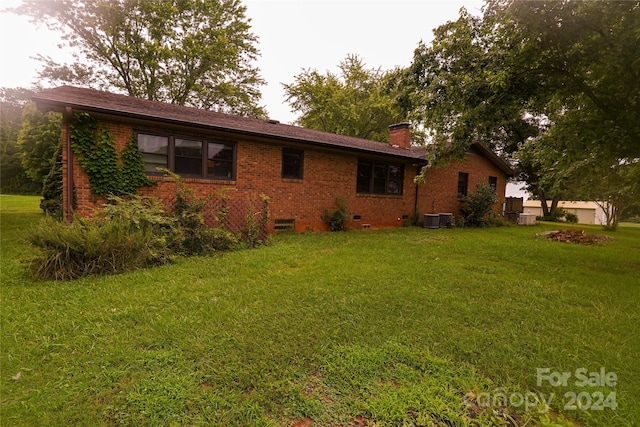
[484,0,640,161]
[17,103,62,190]
[565,156,640,231]
[0,88,40,194]
[283,55,405,142]
[10,0,266,117]
[401,2,640,220]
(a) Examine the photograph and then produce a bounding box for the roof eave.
[33,95,426,162]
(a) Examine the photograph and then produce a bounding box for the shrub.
[460,184,498,227]
[40,146,63,218]
[26,172,268,280]
[26,193,229,280]
[564,212,579,223]
[240,195,270,248]
[26,215,172,281]
[166,171,243,254]
[484,212,509,227]
[322,197,351,231]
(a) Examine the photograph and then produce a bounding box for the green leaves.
[13,0,265,117]
[70,113,153,197]
[284,55,405,142]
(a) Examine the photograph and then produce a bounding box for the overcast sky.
[0,0,484,124]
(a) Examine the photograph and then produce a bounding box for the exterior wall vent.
[274,218,295,231]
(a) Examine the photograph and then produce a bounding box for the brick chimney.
[388,122,411,149]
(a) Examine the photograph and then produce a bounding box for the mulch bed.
[538,229,613,245]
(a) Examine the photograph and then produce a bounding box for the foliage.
[284,55,405,141]
[573,159,640,231]
[564,212,579,224]
[321,197,351,231]
[10,0,266,116]
[162,170,240,255]
[70,112,154,196]
[39,145,63,217]
[240,194,270,248]
[26,213,173,281]
[0,92,41,194]
[460,183,499,227]
[15,102,62,193]
[26,189,243,280]
[401,1,640,216]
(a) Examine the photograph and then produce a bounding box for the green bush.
[322,197,351,231]
[168,171,241,254]
[484,212,509,227]
[26,215,172,281]
[460,184,498,227]
[39,141,63,217]
[564,212,579,223]
[26,193,239,280]
[240,195,270,248]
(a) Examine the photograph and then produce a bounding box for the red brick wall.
[416,152,507,218]
[63,116,508,232]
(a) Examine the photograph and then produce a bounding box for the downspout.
[413,182,419,224]
[63,106,74,222]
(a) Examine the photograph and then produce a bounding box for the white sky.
[0,0,527,197]
[0,0,484,124]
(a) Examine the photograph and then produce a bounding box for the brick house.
[33,86,514,232]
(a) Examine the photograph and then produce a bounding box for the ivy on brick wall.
[70,113,154,196]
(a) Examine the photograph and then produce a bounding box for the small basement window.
[274,219,295,232]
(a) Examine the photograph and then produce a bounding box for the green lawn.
[1,195,638,426]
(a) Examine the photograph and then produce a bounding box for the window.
[357,159,403,195]
[208,142,234,178]
[138,134,168,173]
[457,172,469,198]
[282,148,303,179]
[175,138,203,176]
[137,132,235,180]
[488,176,498,192]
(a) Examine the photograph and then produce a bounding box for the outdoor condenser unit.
[518,213,537,225]
[423,214,440,229]
[438,213,453,228]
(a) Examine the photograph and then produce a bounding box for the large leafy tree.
[401,1,640,217]
[10,0,266,117]
[283,55,405,142]
[0,88,41,194]
[17,103,62,190]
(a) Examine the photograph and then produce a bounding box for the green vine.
[70,113,154,196]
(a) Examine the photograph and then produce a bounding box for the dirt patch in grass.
[539,229,613,245]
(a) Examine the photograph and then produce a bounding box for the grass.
[1,195,639,426]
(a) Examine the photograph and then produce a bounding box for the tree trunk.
[537,187,550,216]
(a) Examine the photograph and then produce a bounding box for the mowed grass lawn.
[1,195,638,426]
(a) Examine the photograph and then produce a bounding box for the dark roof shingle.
[33,85,427,161]
[33,85,514,175]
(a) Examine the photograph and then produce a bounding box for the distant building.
[523,200,606,225]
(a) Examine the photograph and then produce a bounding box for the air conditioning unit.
[423,214,440,229]
[518,213,537,225]
[438,213,453,228]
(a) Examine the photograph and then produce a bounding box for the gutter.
[63,107,74,222]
